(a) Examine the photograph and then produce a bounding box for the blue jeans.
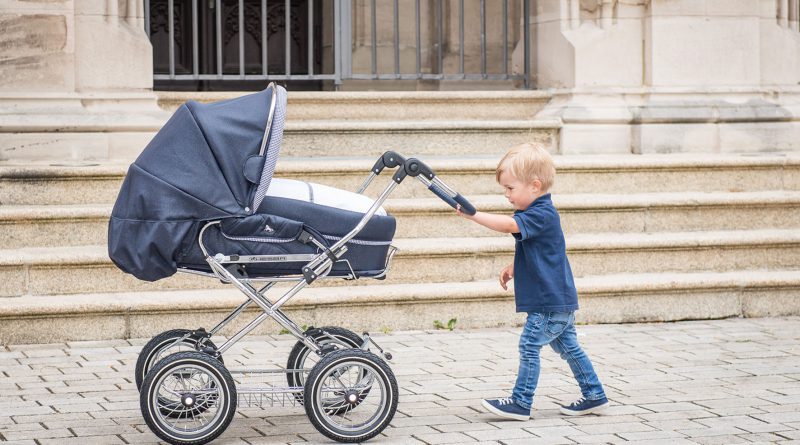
[512,312,605,410]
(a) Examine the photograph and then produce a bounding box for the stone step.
[3,153,798,205]
[3,230,798,297]
[2,269,798,344]
[279,119,558,157]
[156,90,552,121]
[1,90,554,162]
[2,115,557,160]
[5,191,800,248]
[393,191,800,238]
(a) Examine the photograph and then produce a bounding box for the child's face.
[498,169,542,210]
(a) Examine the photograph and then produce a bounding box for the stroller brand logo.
[264,224,275,233]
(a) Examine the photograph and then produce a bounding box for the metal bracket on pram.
[358,151,477,215]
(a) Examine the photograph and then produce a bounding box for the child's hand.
[455,204,472,219]
[499,263,514,290]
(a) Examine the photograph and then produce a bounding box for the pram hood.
[109,84,287,281]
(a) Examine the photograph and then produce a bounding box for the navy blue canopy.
[109,85,287,281]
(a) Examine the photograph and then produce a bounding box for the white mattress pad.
[265,178,388,216]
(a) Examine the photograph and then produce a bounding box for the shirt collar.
[516,193,551,213]
[530,193,551,207]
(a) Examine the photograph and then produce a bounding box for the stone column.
[533,0,800,154]
[0,0,167,162]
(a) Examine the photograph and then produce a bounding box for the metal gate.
[145,0,531,90]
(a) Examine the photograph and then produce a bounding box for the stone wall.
[533,0,800,154]
[0,0,165,162]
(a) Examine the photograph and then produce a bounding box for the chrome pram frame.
[173,151,473,360]
[136,150,476,445]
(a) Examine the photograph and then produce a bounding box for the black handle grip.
[428,183,477,216]
[454,193,477,216]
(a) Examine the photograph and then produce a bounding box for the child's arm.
[456,206,519,234]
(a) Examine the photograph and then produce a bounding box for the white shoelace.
[496,397,515,406]
[570,398,586,408]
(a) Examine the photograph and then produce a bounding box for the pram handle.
[427,183,477,216]
[361,151,477,215]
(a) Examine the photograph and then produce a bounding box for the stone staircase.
[1,91,799,344]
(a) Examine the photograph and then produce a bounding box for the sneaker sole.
[480,400,530,421]
[559,401,609,416]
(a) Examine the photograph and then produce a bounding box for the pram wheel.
[135,329,223,392]
[286,326,363,404]
[140,351,236,445]
[304,349,398,443]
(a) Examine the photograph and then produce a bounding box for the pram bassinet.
[108,84,396,282]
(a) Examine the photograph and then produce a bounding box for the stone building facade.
[2,0,800,159]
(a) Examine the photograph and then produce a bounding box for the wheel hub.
[181,394,196,407]
[344,390,360,405]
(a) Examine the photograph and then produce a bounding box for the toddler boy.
[457,143,608,420]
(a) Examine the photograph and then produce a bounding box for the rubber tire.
[286,326,363,399]
[304,349,398,443]
[140,351,237,445]
[136,330,223,418]
[135,329,223,391]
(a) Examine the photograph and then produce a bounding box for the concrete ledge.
[1,270,797,344]
[537,88,800,154]
[5,191,800,247]
[280,121,558,157]
[3,153,799,205]
[2,230,799,296]
[156,90,553,120]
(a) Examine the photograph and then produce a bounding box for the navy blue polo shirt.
[511,194,579,313]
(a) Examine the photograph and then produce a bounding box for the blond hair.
[495,143,555,191]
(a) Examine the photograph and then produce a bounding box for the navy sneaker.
[481,397,530,421]
[560,397,609,416]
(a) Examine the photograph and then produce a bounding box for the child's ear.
[532,179,542,191]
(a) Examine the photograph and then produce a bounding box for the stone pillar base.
[538,87,800,154]
[0,92,168,163]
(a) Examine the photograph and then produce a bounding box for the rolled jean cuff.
[513,397,532,410]
[585,393,606,401]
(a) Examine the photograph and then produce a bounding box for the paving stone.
[431,422,499,433]
[741,432,796,442]
[5,404,55,417]
[465,427,537,441]
[523,425,585,438]
[622,440,699,445]
[690,434,751,444]
[38,436,125,445]
[503,436,575,445]
[414,431,478,443]
[70,425,139,436]
[573,421,656,435]
[380,425,440,437]
[780,428,800,439]
[617,429,687,441]
[1,317,800,443]
[677,424,749,437]
[2,427,74,441]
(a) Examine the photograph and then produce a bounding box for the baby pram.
[108,83,476,444]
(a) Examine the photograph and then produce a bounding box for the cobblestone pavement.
[2,316,800,444]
